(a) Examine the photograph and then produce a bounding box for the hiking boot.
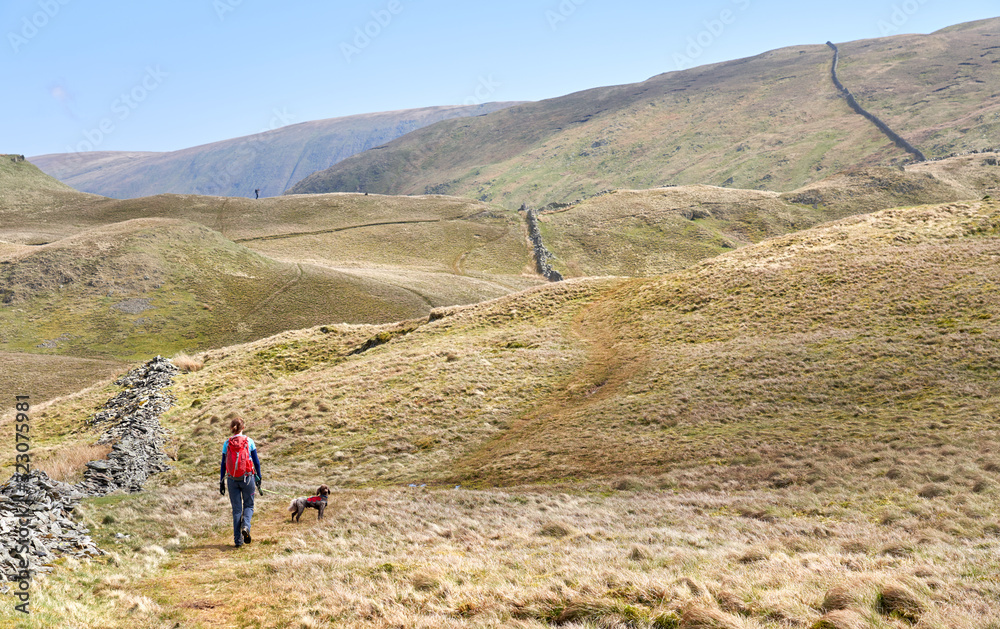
[242,527,251,544]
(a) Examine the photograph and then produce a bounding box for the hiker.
[254,188,260,199]
[220,416,261,548]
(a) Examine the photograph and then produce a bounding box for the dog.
[288,485,330,522]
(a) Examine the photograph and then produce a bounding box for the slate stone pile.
[0,471,103,584]
[77,356,176,495]
[1,356,177,586]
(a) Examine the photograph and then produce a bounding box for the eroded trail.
[449,279,649,485]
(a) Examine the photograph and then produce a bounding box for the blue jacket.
[220,435,261,481]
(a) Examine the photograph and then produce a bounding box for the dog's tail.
[287,500,296,512]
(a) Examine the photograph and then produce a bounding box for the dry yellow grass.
[537,153,999,279]
[171,352,204,372]
[0,351,125,407]
[35,443,113,483]
[3,198,999,626]
[9,482,1000,627]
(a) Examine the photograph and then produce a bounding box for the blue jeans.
[227,475,255,546]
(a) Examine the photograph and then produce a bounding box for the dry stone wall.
[1,356,176,586]
[523,205,563,282]
[826,41,926,162]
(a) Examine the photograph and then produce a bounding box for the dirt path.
[232,219,445,243]
[451,250,468,275]
[137,494,309,627]
[448,281,647,485]
[238,262,304,329]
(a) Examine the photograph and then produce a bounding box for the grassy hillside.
[5,154,996,409]
[29,103,522,199]
[130,198,1000,489]
[0,218,500,362]
[0,161,539,402]
[0,170,539,282]
[0,156,107,238]
[536,152,1000,278]
[0,352,124,406]
[288,18,1000,207]
[7,197,999,627]
[0,167,542,393]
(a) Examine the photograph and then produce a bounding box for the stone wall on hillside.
[826,41,926,162]
[1,356,176,586]
[522,204,563,282]
[76,356,176,495]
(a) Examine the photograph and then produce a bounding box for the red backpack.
[226,435,255,477]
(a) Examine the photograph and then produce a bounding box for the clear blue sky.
[3,0,996,157]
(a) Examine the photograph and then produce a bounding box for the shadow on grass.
[179,543,237,553]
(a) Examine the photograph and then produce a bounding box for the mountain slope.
[53,197,991,489]
[29,103,521,199]
[288,18,1000,207]
[0,154,106,221]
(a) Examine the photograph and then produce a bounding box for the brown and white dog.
[288,485,330,522]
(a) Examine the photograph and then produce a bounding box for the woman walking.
[220,416,261,548]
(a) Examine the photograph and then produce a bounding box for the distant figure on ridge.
[254,188,260,199]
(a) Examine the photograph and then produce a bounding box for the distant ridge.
[288,18,1000,207]
[29,103,522,199]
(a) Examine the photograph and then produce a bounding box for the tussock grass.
[820,586,864,613]
[36,443,113,482]
[810,610,867,629]
[9,461,1000,626]
[679,604,743,629]
[171,352,204,372]
[875,583,925,623]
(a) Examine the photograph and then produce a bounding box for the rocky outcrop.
[523,205,563,282]
[826,41,926,162]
